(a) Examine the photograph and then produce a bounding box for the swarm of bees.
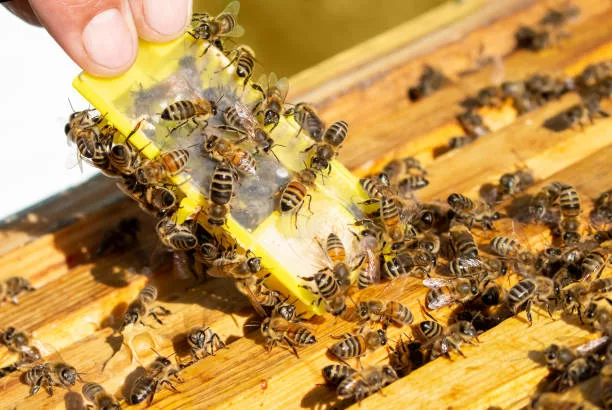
[4,1,612,408]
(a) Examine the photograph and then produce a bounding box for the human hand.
[2,0,193,77]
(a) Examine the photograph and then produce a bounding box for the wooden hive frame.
[1,0,612,408]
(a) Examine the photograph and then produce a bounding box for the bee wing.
[362,249,380,283]
[422,278,452,289]
[575,335,609,356]
[207,261,240,278]
[242,284,268,318]
[425,291,455,310]
[220,1,240,18]
[225,24,245,39]
[275,77,290,101]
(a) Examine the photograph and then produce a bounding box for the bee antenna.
[150,347,162,357]
[67,98,75,113]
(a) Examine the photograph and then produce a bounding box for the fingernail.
[83,9,135,69]
[144,0,189,36]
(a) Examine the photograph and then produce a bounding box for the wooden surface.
[1,0,612,409]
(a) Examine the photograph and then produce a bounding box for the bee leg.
[305,194,314,216]
[151,305,172,315]
[302,144,316,154]
[213,334,226,353]
[147,379,160,407]
[30,376,44,395]
[148,312,165,325]
[283,337,300,358]
[525,300,533,325]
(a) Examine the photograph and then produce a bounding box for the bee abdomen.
[162,101,196,121]
[210,163,234,205]
[161,150,190,175]
[280,180,307,212]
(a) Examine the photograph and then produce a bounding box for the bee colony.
[1,0,612,409]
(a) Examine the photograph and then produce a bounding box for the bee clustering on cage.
[7,0,610,407]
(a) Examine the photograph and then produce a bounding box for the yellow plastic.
[73,34,369,315]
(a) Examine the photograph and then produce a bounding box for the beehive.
[1,0,612,408]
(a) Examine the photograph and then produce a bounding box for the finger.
[28,0,138,77]
[1,0,41,26]
[128,0,192,43]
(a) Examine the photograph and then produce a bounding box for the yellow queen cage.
[72,34,370,315]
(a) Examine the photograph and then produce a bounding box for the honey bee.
[447,193,501,229]
[448,135,476,150]
[424,320,480,359]
[515,25,557,51]
[119,285,171,331]
[529,393,597,410]
[260,316,316,357]
[322,364,356,385]
[383,248,436,279]
[24,361,82,396]
[423,277,480,310]
[207,248,261,281]
[449,223,479,258]
[300,270,347,316]
[446,256,488,278]
[304,121,348,173]
[488,236,536,265]
[413,319,444,342]
[65,110,103,166]
[355,300,414,327]
[378,196,407,249]
[382,157,427,181]
[387,335,426,376]
[223,45,256,85]
[156,217,198,250]
[223,103,277,155]
[499,168,535,197]
[559,186,582,244]
[336,365,398,403]
[82,382,122,410]
[525,74,574,105]
[252,73,289,129]
[319,232,362,292]
[285,102,325,141]
[593,189,612,224]
[189,1,245,47]
[397,174,429,197]
[136,149,190,185]
[186,326,225,361]
[501,81,539,115]
[529,181,569,222]
[129,353,183,405]
[457,110,490,138]
[576,61,612,89]
[462,86,504,109]
[161,97,218,133]
[202,134,257,176]
[209,161,236,207]
[579,296,612,331]
[0,276,35,305]
[562,96,609,130]
[0,327,41,375]
[507,277,560,324]
[279,167,317,228]
[581,245,611,281]
[329,329,387,362]
[354,229,382,289]
[359,173,392,203]
[407,65,449,102]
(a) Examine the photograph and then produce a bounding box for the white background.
[0,9,97,220]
